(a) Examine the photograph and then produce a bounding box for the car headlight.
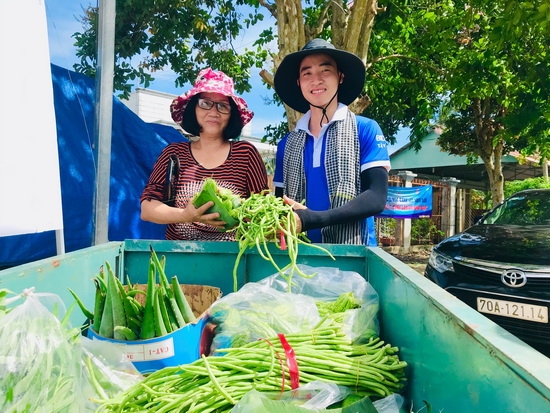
[428,249,454,273]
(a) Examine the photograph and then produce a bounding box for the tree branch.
[367,53,445,75]
[258,0,277,19]
[307,0,332,40]
[259,68,274,88]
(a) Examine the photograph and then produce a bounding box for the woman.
[140,68,268,240]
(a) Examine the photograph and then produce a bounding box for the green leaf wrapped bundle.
[192,177,241,231]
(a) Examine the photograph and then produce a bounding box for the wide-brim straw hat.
[170,68,254,127]
[274,38,366,113]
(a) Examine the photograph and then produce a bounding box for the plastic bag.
[232,387,404,413]
[259,265,380,342]
[80,336,143,407]
[231,381,352,412]
[0,288,85,412]
[373,393,406,413]
[208,282,320,353]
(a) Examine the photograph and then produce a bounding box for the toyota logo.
[501,269,527,288]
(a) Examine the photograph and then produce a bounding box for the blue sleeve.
[273,134,288,188]
[357,116,391,171]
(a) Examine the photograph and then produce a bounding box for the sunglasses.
[197,98,231,114]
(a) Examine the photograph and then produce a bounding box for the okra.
[140,257,157,339]
[154,287,169,336]
[105,261,127,340]
[171,276,196,323]
[92,278,105,333]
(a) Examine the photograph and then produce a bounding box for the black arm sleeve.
[295,167,389,232]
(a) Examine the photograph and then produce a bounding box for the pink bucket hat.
[170,68,254,127]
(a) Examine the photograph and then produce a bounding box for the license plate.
[476,297,548,323]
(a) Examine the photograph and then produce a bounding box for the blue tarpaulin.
[0,64,185,268]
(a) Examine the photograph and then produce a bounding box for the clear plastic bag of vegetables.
[208,282,321,353]
[0,287,85,413]
[258,265,380,343]
[231,381,356,412]
[81,336,144,406]
[231,381,404,413]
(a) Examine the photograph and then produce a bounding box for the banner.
[377,186,432,219]
[0,0,63,236]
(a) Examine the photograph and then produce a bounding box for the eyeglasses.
[197,98,231,114]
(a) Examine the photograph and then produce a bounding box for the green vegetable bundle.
[316,292,360,322]
[71,248,196,341]
[0,288,84,412]
[232,192,334,291]
[192,179,335,290]
[192,177,241,231]
[95,325,407,412]
[209,291,366,354]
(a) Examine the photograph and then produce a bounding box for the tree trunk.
[473,97,505,205]
[482,154,505,205]
[259,0,380,132]
[274,0,306,71]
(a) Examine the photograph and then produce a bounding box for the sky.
[44,0,407,151]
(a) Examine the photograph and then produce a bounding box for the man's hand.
[283,195,306,233]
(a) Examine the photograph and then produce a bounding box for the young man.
[273,38,391,246]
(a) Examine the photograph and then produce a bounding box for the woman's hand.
[141,199,226,228]
[184,201,227,229]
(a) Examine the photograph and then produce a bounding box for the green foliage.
[363,3,449,146]
[71,0,548,162]
[470,189,492,210]
[504,177,550,198]
[411,218,444,245]
[72,0,270,99]
[378,218,396,239]
[262,153,275,175]
[263,120,288,146]
[389,0,550,204]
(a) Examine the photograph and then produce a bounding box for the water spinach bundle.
[70,248,195,341]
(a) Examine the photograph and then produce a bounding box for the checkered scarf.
[283,110,362,244]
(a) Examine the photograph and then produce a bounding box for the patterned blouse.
[141,140,268,240]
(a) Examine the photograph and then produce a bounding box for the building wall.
[121,88,177,126]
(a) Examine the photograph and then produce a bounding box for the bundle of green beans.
[94,325,407,412]
[0,289,84,412]
[232,192,335,291]
[70,248,195,341]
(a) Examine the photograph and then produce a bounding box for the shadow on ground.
[383,245,433,275]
